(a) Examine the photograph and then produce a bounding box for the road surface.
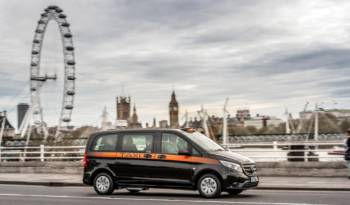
[0,184,349,205]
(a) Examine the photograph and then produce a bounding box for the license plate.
[250,177,258,182]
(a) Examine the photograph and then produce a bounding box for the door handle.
[144,153,152,159]
[158,154,166,160]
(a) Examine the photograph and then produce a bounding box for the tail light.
[83,152,88,168]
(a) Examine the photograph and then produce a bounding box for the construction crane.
[222,98,229,145]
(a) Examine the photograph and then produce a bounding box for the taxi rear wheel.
[197,174,222,198]
[93,172,114,195]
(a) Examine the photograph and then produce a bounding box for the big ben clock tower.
[169,90,179,128]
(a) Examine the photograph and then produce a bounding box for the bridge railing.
[0,145,85,162]
[0,141,346,162]
[224,141,345,162]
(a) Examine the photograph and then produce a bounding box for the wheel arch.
[193,168,223,189]
[91,167,117,184]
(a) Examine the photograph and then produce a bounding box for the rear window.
[90,134,118,151]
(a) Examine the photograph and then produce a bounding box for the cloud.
[1,0,350,128]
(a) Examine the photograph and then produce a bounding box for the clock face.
[173,107,177,111]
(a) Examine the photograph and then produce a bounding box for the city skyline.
[1,0,350,127]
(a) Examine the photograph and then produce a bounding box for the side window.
[91,134,118,151]
[192,147,200,156]
[122,134,153,152]
[161,133,189,155]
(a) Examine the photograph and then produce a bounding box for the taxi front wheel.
[93,172,114,195]
[197,174,222,198]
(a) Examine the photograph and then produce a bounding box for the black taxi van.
[83,128,258,198]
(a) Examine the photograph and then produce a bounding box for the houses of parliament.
[116,90,179,128]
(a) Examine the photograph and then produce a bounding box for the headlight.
[220,160,243,172]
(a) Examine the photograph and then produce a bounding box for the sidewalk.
[0,173,350,191]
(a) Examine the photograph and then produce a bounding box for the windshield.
[185,131,224,151]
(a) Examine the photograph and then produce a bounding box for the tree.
[340,120,350,133]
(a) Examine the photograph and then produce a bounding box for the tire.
[227,189,243,195]
[197,174,222,198]
[93,172,114,195]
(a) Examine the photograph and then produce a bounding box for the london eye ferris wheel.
[28,5,76,139]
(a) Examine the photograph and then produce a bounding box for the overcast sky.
[1,0,350,128]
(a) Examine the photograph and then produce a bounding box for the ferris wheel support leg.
[42,124,49,141]
[20,106,32,138]
[24,125,33,161]
[0,115,6,162]
[54,121,63,143]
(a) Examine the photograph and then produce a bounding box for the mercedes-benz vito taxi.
[83,128,258,198]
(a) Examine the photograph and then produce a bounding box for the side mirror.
[178,150,191,156]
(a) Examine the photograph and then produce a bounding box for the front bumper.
[225,176,259,190]
[221,166,259,190]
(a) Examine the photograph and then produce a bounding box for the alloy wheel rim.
[96,176,110,192]
[200,177,217,195]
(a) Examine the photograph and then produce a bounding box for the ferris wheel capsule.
[61,22,69,27]
[67,60,75,65]
[47,5,58,10]
[64,33,72,38]
[58,14,67,19]
[67,76,76,80]
[66,90,75,95]
[65,46,74,51]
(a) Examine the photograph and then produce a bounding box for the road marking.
[0,184,86,189]
[247,189,350,196]
[0,193,329,205]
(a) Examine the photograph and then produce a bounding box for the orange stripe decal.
[89,152,117,158]
[87,152,219,164]
[161,154,219,164]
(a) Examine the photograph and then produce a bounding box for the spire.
[170,89,178,105]
[171,89,176,99]
[133,103,136,113]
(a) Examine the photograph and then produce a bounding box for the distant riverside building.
[236,109,251,122]
[300,109,350,121]
[116,96,131,121]
[159,120,168,128]
[17,103,29,129]
[244,115,283,129]
[169,90,179,128]
[152,118,157,128]
[0,111,15,138]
